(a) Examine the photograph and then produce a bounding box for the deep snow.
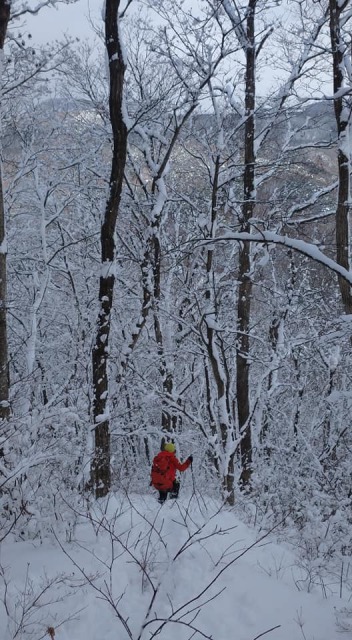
[0,492,350,640]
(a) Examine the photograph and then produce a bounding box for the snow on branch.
[201,230,352,285]
[285,181,338,218]
[11,1,77,20]
[222,0,248,51]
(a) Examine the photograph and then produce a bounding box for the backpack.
[151,452,172,490]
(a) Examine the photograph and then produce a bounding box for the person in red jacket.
[151,442,193,504]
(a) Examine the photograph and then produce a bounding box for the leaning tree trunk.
[91,0,128,498]
[329,0,352,314]
[0,1,10,420]
[236,0,256,487]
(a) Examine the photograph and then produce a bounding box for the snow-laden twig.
[198,230,352,285]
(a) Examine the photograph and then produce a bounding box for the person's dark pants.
[158,480,180,503]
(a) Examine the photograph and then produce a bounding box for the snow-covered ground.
[0,492,350,640]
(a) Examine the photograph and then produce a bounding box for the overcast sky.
[22,0,331,100]
[26,0,102,45]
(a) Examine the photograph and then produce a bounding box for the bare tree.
[0,0,80,429]
[0,1,11,420]
[235,0,256,487]
[328,0,352,314]
[91,0,128,497]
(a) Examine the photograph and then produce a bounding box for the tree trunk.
[0,1,11,420]
[203,148,235,504]
[329,0,352,314]
[151,225,175,432]
[91,0,128,498]
[237,0,256,487]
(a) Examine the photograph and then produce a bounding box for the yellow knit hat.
[164,442,176,453]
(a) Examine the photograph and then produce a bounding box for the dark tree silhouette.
[91,0,128,497]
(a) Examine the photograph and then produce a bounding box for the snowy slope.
[0,492,348,640]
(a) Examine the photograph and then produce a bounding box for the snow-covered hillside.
[0,492,348,640]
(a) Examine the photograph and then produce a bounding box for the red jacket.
[151,451,191,491]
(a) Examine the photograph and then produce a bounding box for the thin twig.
[252,625,281,640]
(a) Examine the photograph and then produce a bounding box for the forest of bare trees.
[0,0,351,572]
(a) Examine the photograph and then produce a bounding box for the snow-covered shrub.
[0,406,89,542]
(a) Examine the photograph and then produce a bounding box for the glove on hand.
[188,455,193,463]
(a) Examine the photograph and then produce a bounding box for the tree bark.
[237,0,256,487]
[91,0,128,498]
[203,146,235,503]
[329,0,352,314]
[0,1,11,420]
